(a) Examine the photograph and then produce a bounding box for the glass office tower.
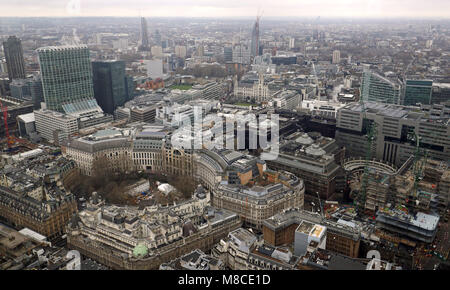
[403,80,433,106]
[37,45,95,112]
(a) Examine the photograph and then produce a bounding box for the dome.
[295,133,314,145]
[133,244,148,257]
[305,144,326,157]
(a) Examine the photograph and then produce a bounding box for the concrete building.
[34,109,78,144]
[145,59,164,80]
[335,102,450,167]
[332,50,340,64]
[262,209,361,258]
[175,46,187,59]
[376,208,439,243]
[266,131,345,199]
[192,82,223,100]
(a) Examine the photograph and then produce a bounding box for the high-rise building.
[224,46,233,63]
[151,45,163,58]
[250,16,260,57]
[402,79,433,106]
[139,17,150,51]
[289,37,295,49]
[332,50,340,64]
[37,45,95,112]
[175,45,187,58]
[154,29,162,46]
[92,60,128,114]
[361,71,401,104]
[3,36,26,81]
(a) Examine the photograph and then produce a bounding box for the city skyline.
[0,0,449,18]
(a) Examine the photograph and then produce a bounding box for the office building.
[335,102,450,167]
[361,71,401,104]
[224,46,233,63]
[175,45,187,58]
[37,45,96,112]
[402,80,433,106]
[3,36,26,81]
[92,60,128,114]
[151,46,163,58]
[262,209,361,258]
[266,131,345,199]
[34,109,79,144]
[431,83,450,104]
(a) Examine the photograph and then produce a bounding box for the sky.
[0,0,449,18]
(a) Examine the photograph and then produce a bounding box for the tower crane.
[352,99,377,214]
[0,100,14,148]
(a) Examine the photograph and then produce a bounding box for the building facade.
[3,36,26,81]
[37,45,96,112]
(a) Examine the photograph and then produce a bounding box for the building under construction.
[348,156,449,220]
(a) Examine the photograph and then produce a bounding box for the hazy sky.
[1,0,449,18]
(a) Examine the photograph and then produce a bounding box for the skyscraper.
[402,80,433,106]
[139,17,150,51]
[92,60,128,114]
[3,36,26,81]
[37,45,95,112]
[360,71,401,104]
[250,16,260,57]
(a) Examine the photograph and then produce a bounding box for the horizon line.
[1,15,450,20]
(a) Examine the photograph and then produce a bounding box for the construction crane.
[352,100,377,214]
[0,100,14,148]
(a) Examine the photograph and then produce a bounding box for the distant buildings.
[361,71,401,104]
[3,36,26,81]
